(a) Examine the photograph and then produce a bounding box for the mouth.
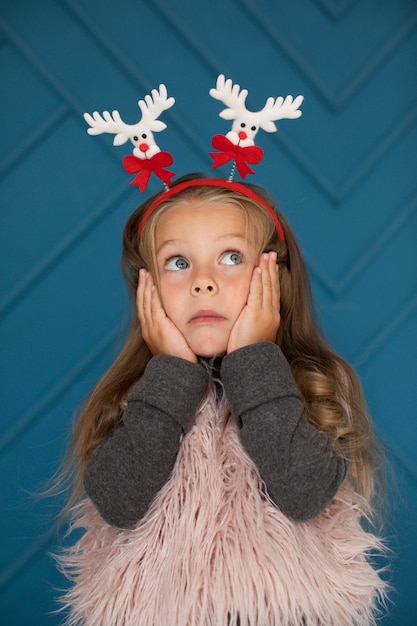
[188,310,226,326]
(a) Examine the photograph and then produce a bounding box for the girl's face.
[154,201,259,357]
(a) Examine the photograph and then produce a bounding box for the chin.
[190,340,228,359]
[187,330,229,359]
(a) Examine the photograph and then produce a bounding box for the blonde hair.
[62,173,382,516]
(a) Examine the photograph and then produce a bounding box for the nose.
[139,142,150,152]
[238,130,247,140]
[191,269,218,295]
[193,284,214,294]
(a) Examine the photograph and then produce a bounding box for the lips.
[188,309,226,325]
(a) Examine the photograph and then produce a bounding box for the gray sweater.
[84,342,347,529]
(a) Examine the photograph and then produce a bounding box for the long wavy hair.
[61,173,382,517]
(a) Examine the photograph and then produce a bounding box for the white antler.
[210,74,303,147]
[83,85,175,158]
[256,94,304,132]
[83,109,133,146]
[209,74,249,121]
[137,84,175,132]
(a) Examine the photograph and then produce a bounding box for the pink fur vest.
[58,389,387,625]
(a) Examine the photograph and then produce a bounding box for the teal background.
[1,0,416,623]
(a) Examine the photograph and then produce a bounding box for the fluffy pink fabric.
[58,389,387,625]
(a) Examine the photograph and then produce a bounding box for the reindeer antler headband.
[84,75,303,242]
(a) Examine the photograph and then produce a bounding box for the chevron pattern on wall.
[1,1,416,623]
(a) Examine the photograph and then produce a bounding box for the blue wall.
[1,0,416,623]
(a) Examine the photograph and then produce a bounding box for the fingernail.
[263,253,269,261]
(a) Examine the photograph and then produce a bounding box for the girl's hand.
[227,251,281,354]
[137,270,198,363]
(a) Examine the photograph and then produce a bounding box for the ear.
[219,109,238,120]
[259,120,278,133]
[113,133,130,146]
[149,121,167,132]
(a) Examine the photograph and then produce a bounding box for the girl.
[58,173,387,625]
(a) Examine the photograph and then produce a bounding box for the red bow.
[209,134,264,179]
[122,151,176,192]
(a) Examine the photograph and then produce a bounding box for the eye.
[240,122,246,128]
[133,135,138,141]
[142,133,147,139]
[221,251,243,265]
[165,256,189,270]
[251,126,257,131]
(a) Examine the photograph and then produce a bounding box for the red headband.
[136,178,286,243]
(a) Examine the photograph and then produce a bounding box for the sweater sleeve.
[221,342,348,522]
[84,355,209,529]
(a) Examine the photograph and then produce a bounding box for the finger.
[143,272,166,326]
[268,252,280,310]
[271,263,280,312]
[246,265,263,307]
[141,271,154,324]
[149,280,166,321]
[260,251,279,304]
[259,252,274,309]
[136,269,147,325]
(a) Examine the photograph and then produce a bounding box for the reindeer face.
[129,127,161,159]
[232,119,259,143]
[226,118,260,146]
[129,128,155,157]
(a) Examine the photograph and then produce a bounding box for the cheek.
[157,278,171,308]
[158,279,183,319]
[229,270,253,305]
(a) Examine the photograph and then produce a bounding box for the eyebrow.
[156,232,247,254]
